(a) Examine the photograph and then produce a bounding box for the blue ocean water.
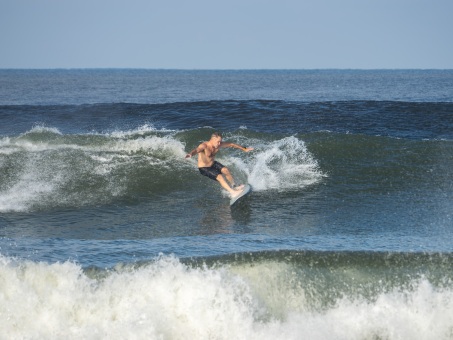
[1,69,453,339]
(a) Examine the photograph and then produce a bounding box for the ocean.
[1,69,453,339]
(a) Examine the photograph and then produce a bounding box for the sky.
[1,0,452,69]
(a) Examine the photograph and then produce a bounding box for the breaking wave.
[0,126,324,212]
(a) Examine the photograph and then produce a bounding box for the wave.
[2,251,453,339]
[0,126,324,212]
[1,121,450,215]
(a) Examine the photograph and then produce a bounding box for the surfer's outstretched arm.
[220,142,254,152]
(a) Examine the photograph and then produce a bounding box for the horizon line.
[1,67,452,71]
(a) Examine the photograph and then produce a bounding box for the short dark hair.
[211,132,222,139]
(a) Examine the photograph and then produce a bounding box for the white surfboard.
[230,184,251,206]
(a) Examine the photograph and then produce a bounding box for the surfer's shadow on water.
[229,195,253,225]
[196,193,253,235]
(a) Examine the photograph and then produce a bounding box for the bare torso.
[197,142,219,168]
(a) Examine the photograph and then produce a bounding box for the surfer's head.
[211,132,222,139]
[210,132,222,149]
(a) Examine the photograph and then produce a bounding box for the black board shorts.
[198,161,225,181]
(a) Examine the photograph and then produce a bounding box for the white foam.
[227,136,325,191]
[2,125,184,155]
[26,125,63,135]
[0,127,188,212]
[109,124,175,138]
[108,134,186,158]
[1,255,453,340]
[279,280,453,340]
[0,256,256,339]
[0,155,61,212]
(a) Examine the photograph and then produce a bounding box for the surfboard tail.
[230,184,251,206]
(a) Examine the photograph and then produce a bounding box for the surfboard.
[230,184,251,206]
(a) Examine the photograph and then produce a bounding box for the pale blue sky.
[1,0,452,69]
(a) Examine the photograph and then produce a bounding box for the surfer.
[185,132,254,198]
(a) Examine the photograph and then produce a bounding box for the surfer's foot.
[230,187,244,198]
[233,184,244,190]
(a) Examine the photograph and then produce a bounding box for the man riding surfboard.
[185,132,254,198]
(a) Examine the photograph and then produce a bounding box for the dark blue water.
[1,69,453,339]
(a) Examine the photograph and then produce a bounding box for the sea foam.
[2,255,452,340]
[227,136,325,191]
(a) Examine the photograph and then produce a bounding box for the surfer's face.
[211,136,222,149]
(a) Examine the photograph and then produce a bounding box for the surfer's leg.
[221,167,244,190]
[220,167,237,187]
[216,174,242,196]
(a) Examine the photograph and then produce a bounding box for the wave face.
[0,125,187,212]
[2,121,451,215]
[1,99,452,213]
[2,252,453,339]
[0,125,324,212]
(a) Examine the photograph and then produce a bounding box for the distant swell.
[1,100,453,140]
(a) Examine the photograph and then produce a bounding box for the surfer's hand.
[244,147,254,152]
[185,153,191,159]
